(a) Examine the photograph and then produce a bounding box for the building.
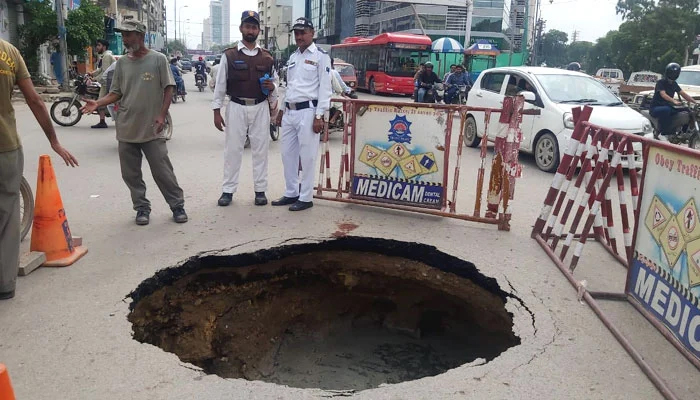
[222,0,230,44]
[202,18,213,50]
[308,0,530,64]
[257,0,294,52]
[0,0,23,46]
[210,0,224,45]
[96,0,167,51]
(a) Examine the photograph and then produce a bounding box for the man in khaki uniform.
[88,39,115,128]
[81,20,187,226]
[0,38,78,300]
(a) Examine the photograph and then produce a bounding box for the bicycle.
[20,176,34,242]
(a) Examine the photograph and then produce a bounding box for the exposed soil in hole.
[128,237,520,390]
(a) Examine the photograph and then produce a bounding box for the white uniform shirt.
[331,69,351,95]
[283,42,332,117]
[212,41,278,110]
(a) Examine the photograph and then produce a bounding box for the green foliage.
[65,0,106,61]
[18,0,58,74]
[539,1,700,76]
[210,42,238,53]
[165,39,189,56]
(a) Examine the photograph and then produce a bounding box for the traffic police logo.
[388,115,412,144]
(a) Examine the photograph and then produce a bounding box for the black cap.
[241,10,260,24]
[291,17,314,31]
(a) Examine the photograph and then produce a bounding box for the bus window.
[385,49,426,77]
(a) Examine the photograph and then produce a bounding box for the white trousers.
[281,108,320,202]
[223,101,270,194]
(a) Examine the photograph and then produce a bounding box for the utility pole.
[174,0,177,47]
[464,0,473,50]
[56,0,69,90]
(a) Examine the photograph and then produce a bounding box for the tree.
[65,1,106,61]
[539,29,569,67]
[18,0,58,74]
[165,39,188,56]
[567,41,594,69]
[210,42,238,53]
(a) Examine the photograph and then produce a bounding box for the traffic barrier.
[314,96,531,230]
[531,106,700,400]
[30,155,88,267]
[0,364,16,400]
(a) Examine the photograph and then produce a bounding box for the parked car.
[632,65,700,107]
[594,68,625,96]
[333,60,358,89]
[465,66,652,172]
[180,59,192,72]
[619,71,662,104]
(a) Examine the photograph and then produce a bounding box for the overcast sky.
[167,0,622,48]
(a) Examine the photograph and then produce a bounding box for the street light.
[181,19,190,48]
[178,5,188,43]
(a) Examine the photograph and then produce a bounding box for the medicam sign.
[628,144,700,362]
[351,105,448,209]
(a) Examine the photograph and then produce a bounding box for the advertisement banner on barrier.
[628,144,700,362]
[351,105,448,209]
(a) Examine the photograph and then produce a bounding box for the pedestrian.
[80,20,188,226]
[272,17,332,211]
[50,45,64,86]
[212,10,277,207]
[0,38,78,300]
[88,39,115,128]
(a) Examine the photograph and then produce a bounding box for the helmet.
[665,63,681,81]
[566,62,581,71]
[199,56,204,61]
[424,62,434,68]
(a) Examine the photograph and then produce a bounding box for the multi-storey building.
[257,0,294,52]
[210,0,224,45]
[202,18,213,50]
[96,0,167,50]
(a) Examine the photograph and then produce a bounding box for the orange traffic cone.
[0,364,16,400]
[30,155,88,267]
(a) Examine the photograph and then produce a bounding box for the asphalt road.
[0,74,698,399]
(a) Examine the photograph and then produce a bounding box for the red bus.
[331,33,432,96]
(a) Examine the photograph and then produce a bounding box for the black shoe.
[173,207,188,223]
[289,201,313,211]
[255,192,268,206]
[135,210,150,225]
[0,290,15,300]
[91,121,108,129]
[271,196,299,206]
[218,193,233,206]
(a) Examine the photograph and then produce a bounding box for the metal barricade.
[314,96,528,230]
[532,106,700,400]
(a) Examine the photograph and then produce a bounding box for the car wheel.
[463,116,481,148]
[534,132,560,173]
[369,78,377,95]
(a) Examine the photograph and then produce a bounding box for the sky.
[166,0,623,49]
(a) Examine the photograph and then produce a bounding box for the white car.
[465,67,652,172]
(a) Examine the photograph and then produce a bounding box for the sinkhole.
[127,237,521,391]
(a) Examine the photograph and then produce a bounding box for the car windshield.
[677,70,700,87]
[336,64,355,77]
[535,74,620,105]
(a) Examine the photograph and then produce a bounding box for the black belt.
[286,100,318,110]
[230,96,266,106]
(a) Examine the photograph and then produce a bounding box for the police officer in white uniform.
[212,10,277,207]
[273,17,332,211]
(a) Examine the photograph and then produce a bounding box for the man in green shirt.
[87,39,115,128]
[0,38,78,300]
[81,20,187,226]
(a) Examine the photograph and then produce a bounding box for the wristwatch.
[315,115,323,120]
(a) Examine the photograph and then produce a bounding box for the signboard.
[628,144,700,362]
[68,0,81,10]
[351,105,448,209]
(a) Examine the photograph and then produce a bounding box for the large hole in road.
[127,237,520,391]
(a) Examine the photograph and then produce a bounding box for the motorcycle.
[328,91,358,131]
[50,75,103,126]
[416,83,444,104]
[640,102,700,149]
[195,73,206,92]
[456,84,470,105]
[172,86,186,103]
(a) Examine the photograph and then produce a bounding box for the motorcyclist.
[169,58,186,95]
[416,62,441,103]
[329,58,357,127]
[566,62,581,72]
[193,56,208,86]
[444,65,472,104]
[650,62,697,136]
